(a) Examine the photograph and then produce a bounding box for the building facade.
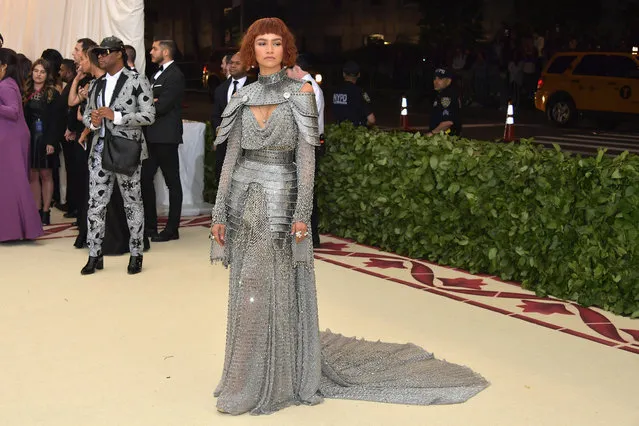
[144,0,513,60]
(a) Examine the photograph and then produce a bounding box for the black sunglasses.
[96,48,121,57]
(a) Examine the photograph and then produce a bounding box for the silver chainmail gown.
[210,68,489,415]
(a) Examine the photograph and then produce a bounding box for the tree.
[417,0,484,49]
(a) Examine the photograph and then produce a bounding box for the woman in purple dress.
[0,48,43,242]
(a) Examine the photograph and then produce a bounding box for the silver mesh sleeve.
[211,118,242,225]
[292,134,316,225]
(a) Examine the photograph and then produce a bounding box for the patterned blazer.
[83,67,156,161]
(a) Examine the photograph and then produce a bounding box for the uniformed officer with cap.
[426,67,462,137]
[331,61,375,127]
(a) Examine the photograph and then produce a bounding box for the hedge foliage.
[317,123,639,317]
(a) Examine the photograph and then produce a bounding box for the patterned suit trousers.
[87,138,144,257]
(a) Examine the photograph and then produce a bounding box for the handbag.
[101,129,142,177]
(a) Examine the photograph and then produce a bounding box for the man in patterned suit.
[81,36,155,275]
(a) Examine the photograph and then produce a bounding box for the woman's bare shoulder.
[299,81,313,93]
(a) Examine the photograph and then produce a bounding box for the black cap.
[434,67,453,79]
[92,36,125,54]
[343,60,360,75]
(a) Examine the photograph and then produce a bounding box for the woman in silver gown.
[210,17,489,416]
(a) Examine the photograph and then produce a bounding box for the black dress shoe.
[64,210,78,219]
[56,203,69,212]
[151,230,179,242]
[127,255,143,274]
[145,230,159,239]
[81,256,103,275]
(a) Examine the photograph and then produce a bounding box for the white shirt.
[153,60,174,82]
[226,76,247,103]
[302,73,325,135]
[91,67,124,136]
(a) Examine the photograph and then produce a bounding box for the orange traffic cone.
[503,102,515,142]
[400,96,409,130]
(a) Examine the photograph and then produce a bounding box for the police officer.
[331,61,375,127]
[426,67,462,137]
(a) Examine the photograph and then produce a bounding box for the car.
[535,51,639,126]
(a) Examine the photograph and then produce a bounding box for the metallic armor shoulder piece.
[214,70,306,146]
[288,91,320,147]
[214,93,246,146]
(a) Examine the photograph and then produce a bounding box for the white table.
[153,120,213,216]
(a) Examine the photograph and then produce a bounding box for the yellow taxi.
[535,51,639,125]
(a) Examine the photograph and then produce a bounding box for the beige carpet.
[0,211,637,426]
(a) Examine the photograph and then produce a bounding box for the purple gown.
[0,77,44,242]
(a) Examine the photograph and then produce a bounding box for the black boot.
[127,255,143,275]
[41,210,51,226]
[74,232,87,249]
[81,256,104,275]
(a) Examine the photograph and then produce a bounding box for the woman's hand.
[291,222,308,243]
[64,130,76,142]
[74,67,85,81]
[46,144,55,155]
[78,85,88,101]
[78,129,88,147]
[211,223,226,246]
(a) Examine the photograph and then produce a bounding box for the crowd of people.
[0,34,186,276]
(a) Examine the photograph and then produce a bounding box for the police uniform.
[331,61,373,127]
[430,69,462,136]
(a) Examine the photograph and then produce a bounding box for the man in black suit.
[211,52,253,184]
[142,37,185,242]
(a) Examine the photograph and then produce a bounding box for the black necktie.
[158,64,164,72]
[232,80,239,95]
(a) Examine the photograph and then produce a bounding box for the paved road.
[530,131,639,157]
[182,91,639,158]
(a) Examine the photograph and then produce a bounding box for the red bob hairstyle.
[239,17,297,69]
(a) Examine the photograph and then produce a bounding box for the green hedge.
[317,123,639,317]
